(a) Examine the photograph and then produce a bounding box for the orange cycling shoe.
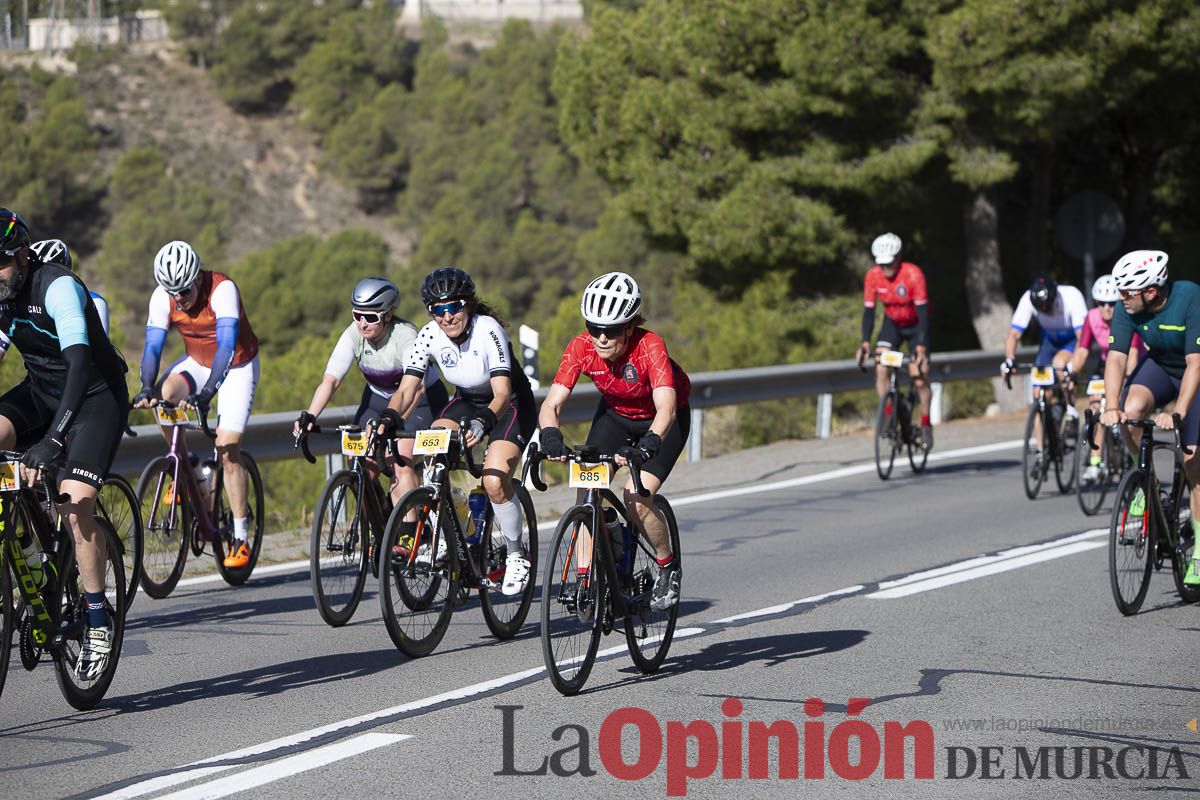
[223,540,251,568]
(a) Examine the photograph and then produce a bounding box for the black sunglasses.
[586,321,627,339]
[352,310,384,324]
[1097,301,1116,308]
[429,299,468,317]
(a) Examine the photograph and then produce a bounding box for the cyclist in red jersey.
[855,232,932,446]
[132,241,260,569]
[538,272,689,610]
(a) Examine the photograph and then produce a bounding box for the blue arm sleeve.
[44,276,90,349]
[201,317,238,395]
[140,326,168,390]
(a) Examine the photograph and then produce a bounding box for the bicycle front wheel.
[541,506,604,696]
[1022,405,1045,500]
[479,484,538,640]
[874,391,899,480]
[212,452,265,586]
[0,558,11,702]
[98,474,142,613]
[379,487,457,657]
[310,470,371,626]
[625,495,681,674]
[1109,469,1154,615]
[135,456,190,599]
[53,519,126,710]
[1075,423,1109,516]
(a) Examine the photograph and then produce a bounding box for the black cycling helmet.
[0,209,31,255]
[420,266,475,306]
[1029,276,1058,313]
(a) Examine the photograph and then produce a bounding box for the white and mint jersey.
[324,318,441,398]
[404,314,511,404]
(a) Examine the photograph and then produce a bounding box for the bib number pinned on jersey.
[569,462,611,489]
[0,461,19,493]
[1030,366,1056,387]
[156,406,191,426]
[414,429,451,455]
[879,350,905,368]
[341,431,368,458]
[1086,379,1106,397]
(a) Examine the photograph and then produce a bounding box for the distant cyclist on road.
[132,240,261,569]
[1070,274,1142,482]
[538,271,690,611]
[1099,250,1200,586]
[856,232,933,447]
[30,239,110,334]
[0,209,128,678]
[377,267,535,597]
[294,276,449,506]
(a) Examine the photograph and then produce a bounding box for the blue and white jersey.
[1010,285,1087,347]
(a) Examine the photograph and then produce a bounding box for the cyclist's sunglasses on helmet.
[352,309,384,324]
[586,321,627,339]
[429,299,468,317]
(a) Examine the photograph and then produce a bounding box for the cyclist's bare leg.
[873,346,889,398]
[389,437,418,505]
[481,439,520,504]
[623,472,670,562]
[58,481,106,594]
[1121,385,1154,456]
[0,415,15,449]
[1088,397,1104,454]
[1052,349,1076,407]
[907,362,931,420]
[157,373,191,444]
[214,431,247,519]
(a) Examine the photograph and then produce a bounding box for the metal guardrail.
[111,347,1031,477]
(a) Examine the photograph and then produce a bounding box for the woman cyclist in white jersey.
[377,267,535,597]
[294,277,449,506]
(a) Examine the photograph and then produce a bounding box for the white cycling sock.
[233,516,249,542]
[491,499,523,547]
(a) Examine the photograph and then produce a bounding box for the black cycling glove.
[540,426,567,459]
[22,434,64,471]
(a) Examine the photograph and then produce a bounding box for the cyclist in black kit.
[0,209,129,679]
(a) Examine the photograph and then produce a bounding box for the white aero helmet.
[871,232,902,265]
[581,271,642,326]
[1112,250,1168,292]
[153,240,201,293]
[1091,274,1120,304]
[30,239,72,270]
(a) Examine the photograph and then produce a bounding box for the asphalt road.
[2,417,1197,799]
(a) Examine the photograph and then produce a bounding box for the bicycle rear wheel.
[135,456,190,599]
[53,519,126,710]
[479,484,538,640]
[1022,405,1045,499]
[310,470,370,627]
[212,452,265,586]
[1109,469,1153,615]
[1054,411,1077,494]
[1076,424,1109,516]
[874,391,899,480]
[625,495,681,674]
[0,559,11,702]
[541,506,604,696]
[379,487,457,657]
[1167,482,1200,604]
[904,394,929,474]
[98,474,142,613]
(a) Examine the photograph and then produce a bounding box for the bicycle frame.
[1130,422,1188,549]
[1,492,60,647]
[566,486,637,622]
[154,423,218,545]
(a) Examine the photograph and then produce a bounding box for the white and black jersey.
[404,314,512,405]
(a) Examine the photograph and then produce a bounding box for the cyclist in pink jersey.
[1071,274,1141,481]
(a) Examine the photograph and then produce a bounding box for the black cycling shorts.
[438,395,533,447]
[1126,358,1200,446]
[0,380,129,489]
[585,403,691,483]
[876,318,928,352]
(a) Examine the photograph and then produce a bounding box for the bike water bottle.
[603,506,622,551]
[452,488,474,543]
[467,487,488,544]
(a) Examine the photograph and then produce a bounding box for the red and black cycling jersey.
[552,328,690,420]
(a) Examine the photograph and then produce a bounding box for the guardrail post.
[816,393,833,438]
[930,382,944,425]
[688,408,703,461]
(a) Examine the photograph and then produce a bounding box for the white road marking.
[711,585,865,624]
[154,733,409,800]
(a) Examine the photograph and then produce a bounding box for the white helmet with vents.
[153,240,201,293]
[581,271,642,326]
[30,239,72,270]
[1111,250,1168,292]
[871,233,902,265]
[1091,274,1120,303]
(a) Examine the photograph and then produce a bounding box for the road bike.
[1105,415,1200,615]
[529,444,681,696]
[1007,363,1077,499]
[870,350,930,480]
[1076,379,1128,516]
[297,423,394,626]
[0,454,126,709]
[134,403,264,598]
[378,425,538,658]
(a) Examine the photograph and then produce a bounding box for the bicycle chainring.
[18,615,44,671]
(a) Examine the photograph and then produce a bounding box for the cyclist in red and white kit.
[856,233,932,446]
[538,272,690,611]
